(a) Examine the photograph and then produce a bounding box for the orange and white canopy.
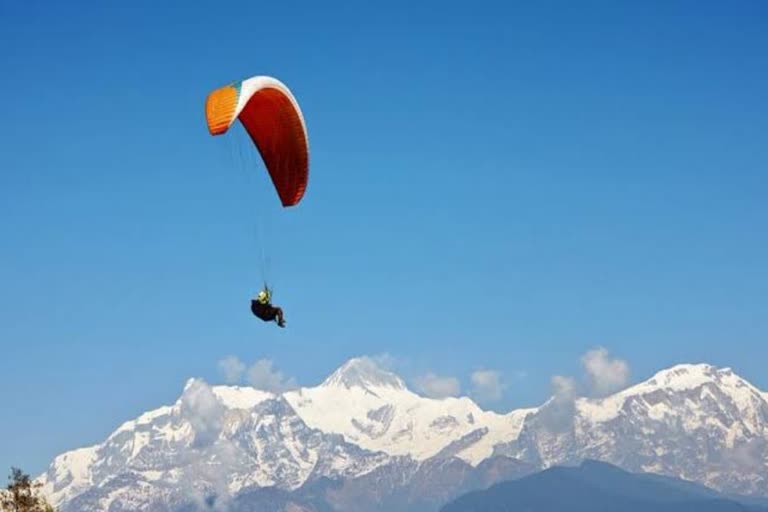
[206,76,309,207]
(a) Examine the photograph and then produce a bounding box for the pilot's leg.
[275,307,286,327]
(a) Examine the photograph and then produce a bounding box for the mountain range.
[39,357,768,511]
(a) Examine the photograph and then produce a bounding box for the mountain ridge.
[441,459,768,512]
[39,357,768,511]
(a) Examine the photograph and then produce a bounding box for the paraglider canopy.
[205,75,309,207]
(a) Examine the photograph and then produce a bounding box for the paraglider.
[205,75,309,327]
[205,75,309,206]
[251,285,286,328]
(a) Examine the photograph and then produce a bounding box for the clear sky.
[1,1,766,475]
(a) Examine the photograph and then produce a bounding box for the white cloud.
[470,369,504,402]
[217,356,246,384]
[179,378,225,447]
[246,359,297,392]
[413,372,461,398]
[177,378,252,510]
[551,375,577,403]
[538,375,578,433]
[581,347,630,397]
[538,347,629,432]
[371,352,397,371]
[179,438,238,511]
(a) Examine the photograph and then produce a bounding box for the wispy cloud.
[216,356,298,393]
[538,375,578,432]
[413,372,461,398]
[470,369,504,403]
[551,375,577,402]
[581,347,630,397]
[217,356,246,384]
[246,359,297,392]
[179,379,226,448]
[537,347,631,432]
[370,352,398,371]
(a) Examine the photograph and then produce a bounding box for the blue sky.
[1,1,766,475]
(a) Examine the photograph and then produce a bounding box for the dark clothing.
[251,300,279,321]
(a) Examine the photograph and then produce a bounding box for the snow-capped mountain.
[497,364,768,495]
[39,358,768,512]
[284,358,533,465]
[40,378,391,511]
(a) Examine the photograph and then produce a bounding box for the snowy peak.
[644,363,720,391]
[621,363,763,399]
[39,358,768,512]
[578,363,767,425]
[211,384,274,409]
[321,356,407,391]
